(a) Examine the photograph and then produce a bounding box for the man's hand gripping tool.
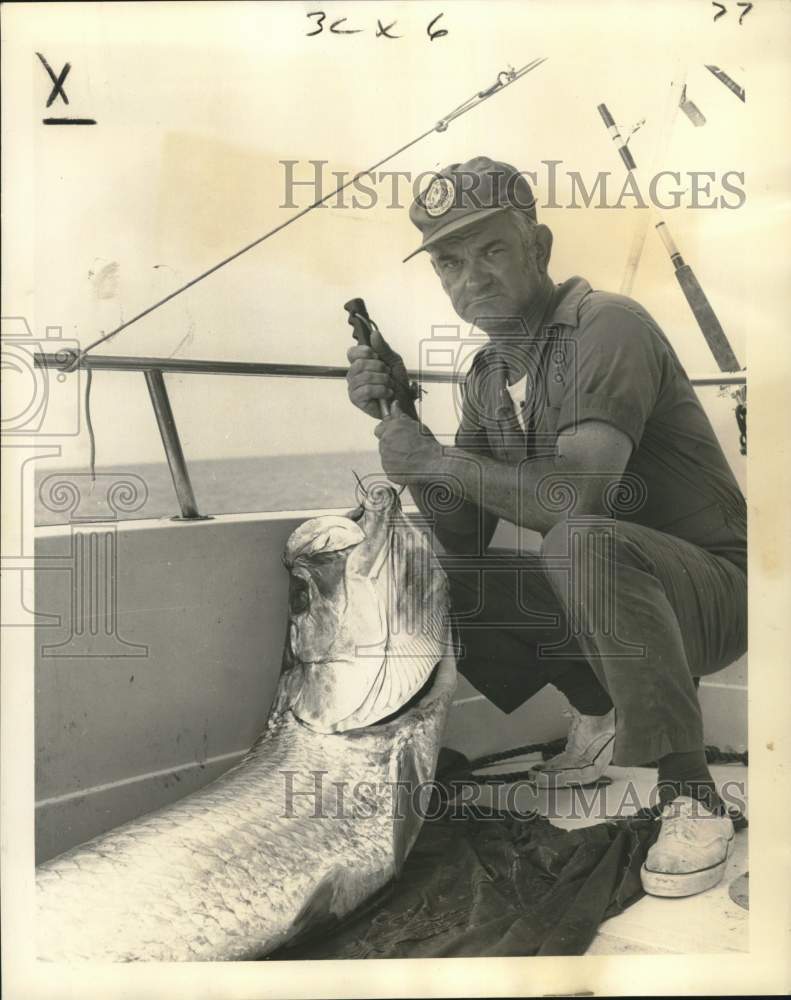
[344,298,391,419]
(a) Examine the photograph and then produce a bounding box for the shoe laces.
[660,796,695,821]
[659,796,718,841]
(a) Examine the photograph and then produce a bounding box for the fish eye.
[289,575,310,615]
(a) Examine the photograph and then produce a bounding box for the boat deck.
[587,765,748,955]
[32,510,749,957]
[472,762,749,955]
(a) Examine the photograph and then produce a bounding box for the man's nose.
[463,257,491,292]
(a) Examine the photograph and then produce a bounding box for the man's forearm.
[409,455,498,555]
[432,446,565,536]
[402,445,559,549]
[376,411,591,546]
[407,470,497,555]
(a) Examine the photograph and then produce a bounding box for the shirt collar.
[543,275,593,329]
[473,275,593,398]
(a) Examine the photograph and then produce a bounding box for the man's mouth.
[465,294,505,312]
[467,294,499,305]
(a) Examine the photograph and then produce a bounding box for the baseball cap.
[404,156,537,262]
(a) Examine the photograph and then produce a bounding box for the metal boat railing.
[34,352,747,521]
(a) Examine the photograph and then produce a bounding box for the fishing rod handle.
[344,298,390,418]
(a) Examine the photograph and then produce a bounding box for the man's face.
[428,212,547,334]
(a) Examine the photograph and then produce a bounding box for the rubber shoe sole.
[640,835,734,898]
[530,733,615,788]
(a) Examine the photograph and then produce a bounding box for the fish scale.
[37,491,456,961]
[38,498,456,961]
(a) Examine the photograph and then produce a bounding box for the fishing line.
[67,56,547,477]
[620,61,686,296]
[71,56,546,366]
[621,118,646,143]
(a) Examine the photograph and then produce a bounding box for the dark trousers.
[442,517,747,766]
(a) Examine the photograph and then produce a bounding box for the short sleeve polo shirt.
[456,276,746,572]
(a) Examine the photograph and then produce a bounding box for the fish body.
[37,486,456,961]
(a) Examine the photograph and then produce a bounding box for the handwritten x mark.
[36,52,71,107]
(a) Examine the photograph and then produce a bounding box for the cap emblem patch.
[423,176,456,217]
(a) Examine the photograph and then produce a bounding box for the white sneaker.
[641,795,735,898]
[529,706,615,787]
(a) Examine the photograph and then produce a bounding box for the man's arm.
[345,332,500,553]
[407,446,499,555]
[378,300,670,533]
[377,411,634,535]
[408,351,502,554]
[446,420,634,533]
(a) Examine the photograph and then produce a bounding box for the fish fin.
[392,748,425,879]
[331,658,389,731]
[290,870,341,941]
[369,607,448,718]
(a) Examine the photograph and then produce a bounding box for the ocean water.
[34,450,383,526]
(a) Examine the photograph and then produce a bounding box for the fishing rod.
[655,221,741,372]
[655,220,746,454]
[58,56,547,483]
[67,56,547,369]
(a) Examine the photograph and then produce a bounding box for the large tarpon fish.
[36,484,456,961]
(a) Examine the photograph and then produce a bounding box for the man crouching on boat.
[345,157,747,898]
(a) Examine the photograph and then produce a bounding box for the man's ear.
[534,224,553,274]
